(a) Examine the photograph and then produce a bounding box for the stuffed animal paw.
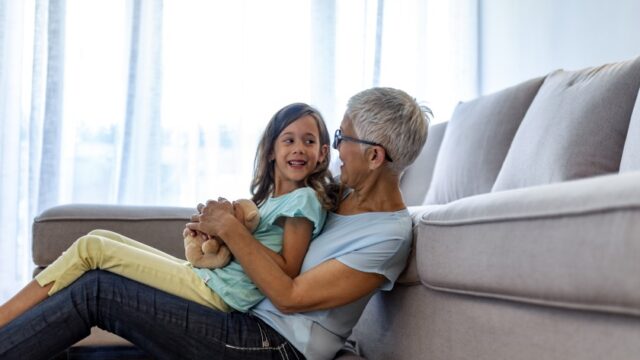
[184,198,260,269]
[184,233,232,268]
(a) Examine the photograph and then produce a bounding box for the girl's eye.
[282,138,294,144]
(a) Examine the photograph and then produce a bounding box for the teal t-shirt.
[251,208,412,360]
[192,187,326,312]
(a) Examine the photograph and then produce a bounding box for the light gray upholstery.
[399,122,447,206]
[418,171,640,316]
[493,57,640,191]
[351,285,640,360]
[424,77,543,204]
[33,204,192,268]
[620,90,640,171]
[396,205,443,285]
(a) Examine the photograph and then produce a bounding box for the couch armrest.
[417,171,640,316]
[33,204,195,267]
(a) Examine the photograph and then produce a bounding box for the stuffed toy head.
[233,198,260,232]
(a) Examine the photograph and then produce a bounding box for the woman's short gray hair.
[345,87,431,174]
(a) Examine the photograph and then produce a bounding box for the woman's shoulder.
[331,208,410,222]
[325,209,411,241]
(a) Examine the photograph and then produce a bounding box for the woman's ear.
[368,146,386,170]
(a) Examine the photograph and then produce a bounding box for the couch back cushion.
[493,57,640,191]
[33,204,192,266]
[619,90,640,172]
[400,122,448,206]
[423,77,544,205]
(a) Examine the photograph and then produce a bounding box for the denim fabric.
[0,270,304,360]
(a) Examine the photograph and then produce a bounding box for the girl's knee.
[72,235,114,266]
[75,234,105,251]
[87,229,120,240]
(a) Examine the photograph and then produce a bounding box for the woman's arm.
[187,199,386,313]
[186,204,312,278]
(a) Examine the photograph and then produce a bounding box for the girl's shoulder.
[289,186,317,197]
[282,187,323,208]
[261,187,327,237]
[265,187,321,208]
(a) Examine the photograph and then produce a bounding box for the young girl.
[0,103,338,326]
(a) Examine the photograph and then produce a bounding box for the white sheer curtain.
[0,0,478,302]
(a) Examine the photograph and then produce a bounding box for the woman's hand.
[183,201,217,240]
[186,198,238,238]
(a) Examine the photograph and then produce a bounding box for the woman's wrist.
[218,212,243,241]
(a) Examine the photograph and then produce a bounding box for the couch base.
[352,284,640,360]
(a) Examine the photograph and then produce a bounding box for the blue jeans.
[0,270,304,360]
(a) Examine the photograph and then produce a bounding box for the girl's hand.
[182,227,208,240]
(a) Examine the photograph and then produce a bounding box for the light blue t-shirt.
[192,187,326,312]
[251,208,412,360]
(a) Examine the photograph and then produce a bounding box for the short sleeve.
[336,237,411,291]
[269,188,326,237]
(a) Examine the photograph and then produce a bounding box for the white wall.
[479,0,640,94]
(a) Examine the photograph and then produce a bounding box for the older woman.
[0,87,429,360]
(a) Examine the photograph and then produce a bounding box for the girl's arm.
[258,216,313,278]
[187,199,386,313]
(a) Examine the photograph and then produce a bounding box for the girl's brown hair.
[250,103,340,211]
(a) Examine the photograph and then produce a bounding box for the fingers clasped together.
[185,197,235,239]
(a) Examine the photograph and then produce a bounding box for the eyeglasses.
[332,129,393,162]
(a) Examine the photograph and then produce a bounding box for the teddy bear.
[183,198,260,269]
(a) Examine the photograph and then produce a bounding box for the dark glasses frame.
[333,129,393,162]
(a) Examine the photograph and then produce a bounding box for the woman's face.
[336,117,370,188]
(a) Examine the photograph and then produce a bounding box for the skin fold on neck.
[338,168,405,215]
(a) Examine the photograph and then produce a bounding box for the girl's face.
[271,115,328,196]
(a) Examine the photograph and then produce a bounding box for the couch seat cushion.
[417,171,640,316]
[493,57,640,191]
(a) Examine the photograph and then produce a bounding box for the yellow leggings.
[35,229,230,312]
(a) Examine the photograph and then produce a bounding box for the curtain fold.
[310,0,337,125]
[28,0,47,228]
[0,0,22,301]
[372,0,384,86]
[118,0,163,204]
[0,0,479,303]
[37,0,65,214]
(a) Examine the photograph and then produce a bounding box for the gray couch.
[33,57,640,359]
